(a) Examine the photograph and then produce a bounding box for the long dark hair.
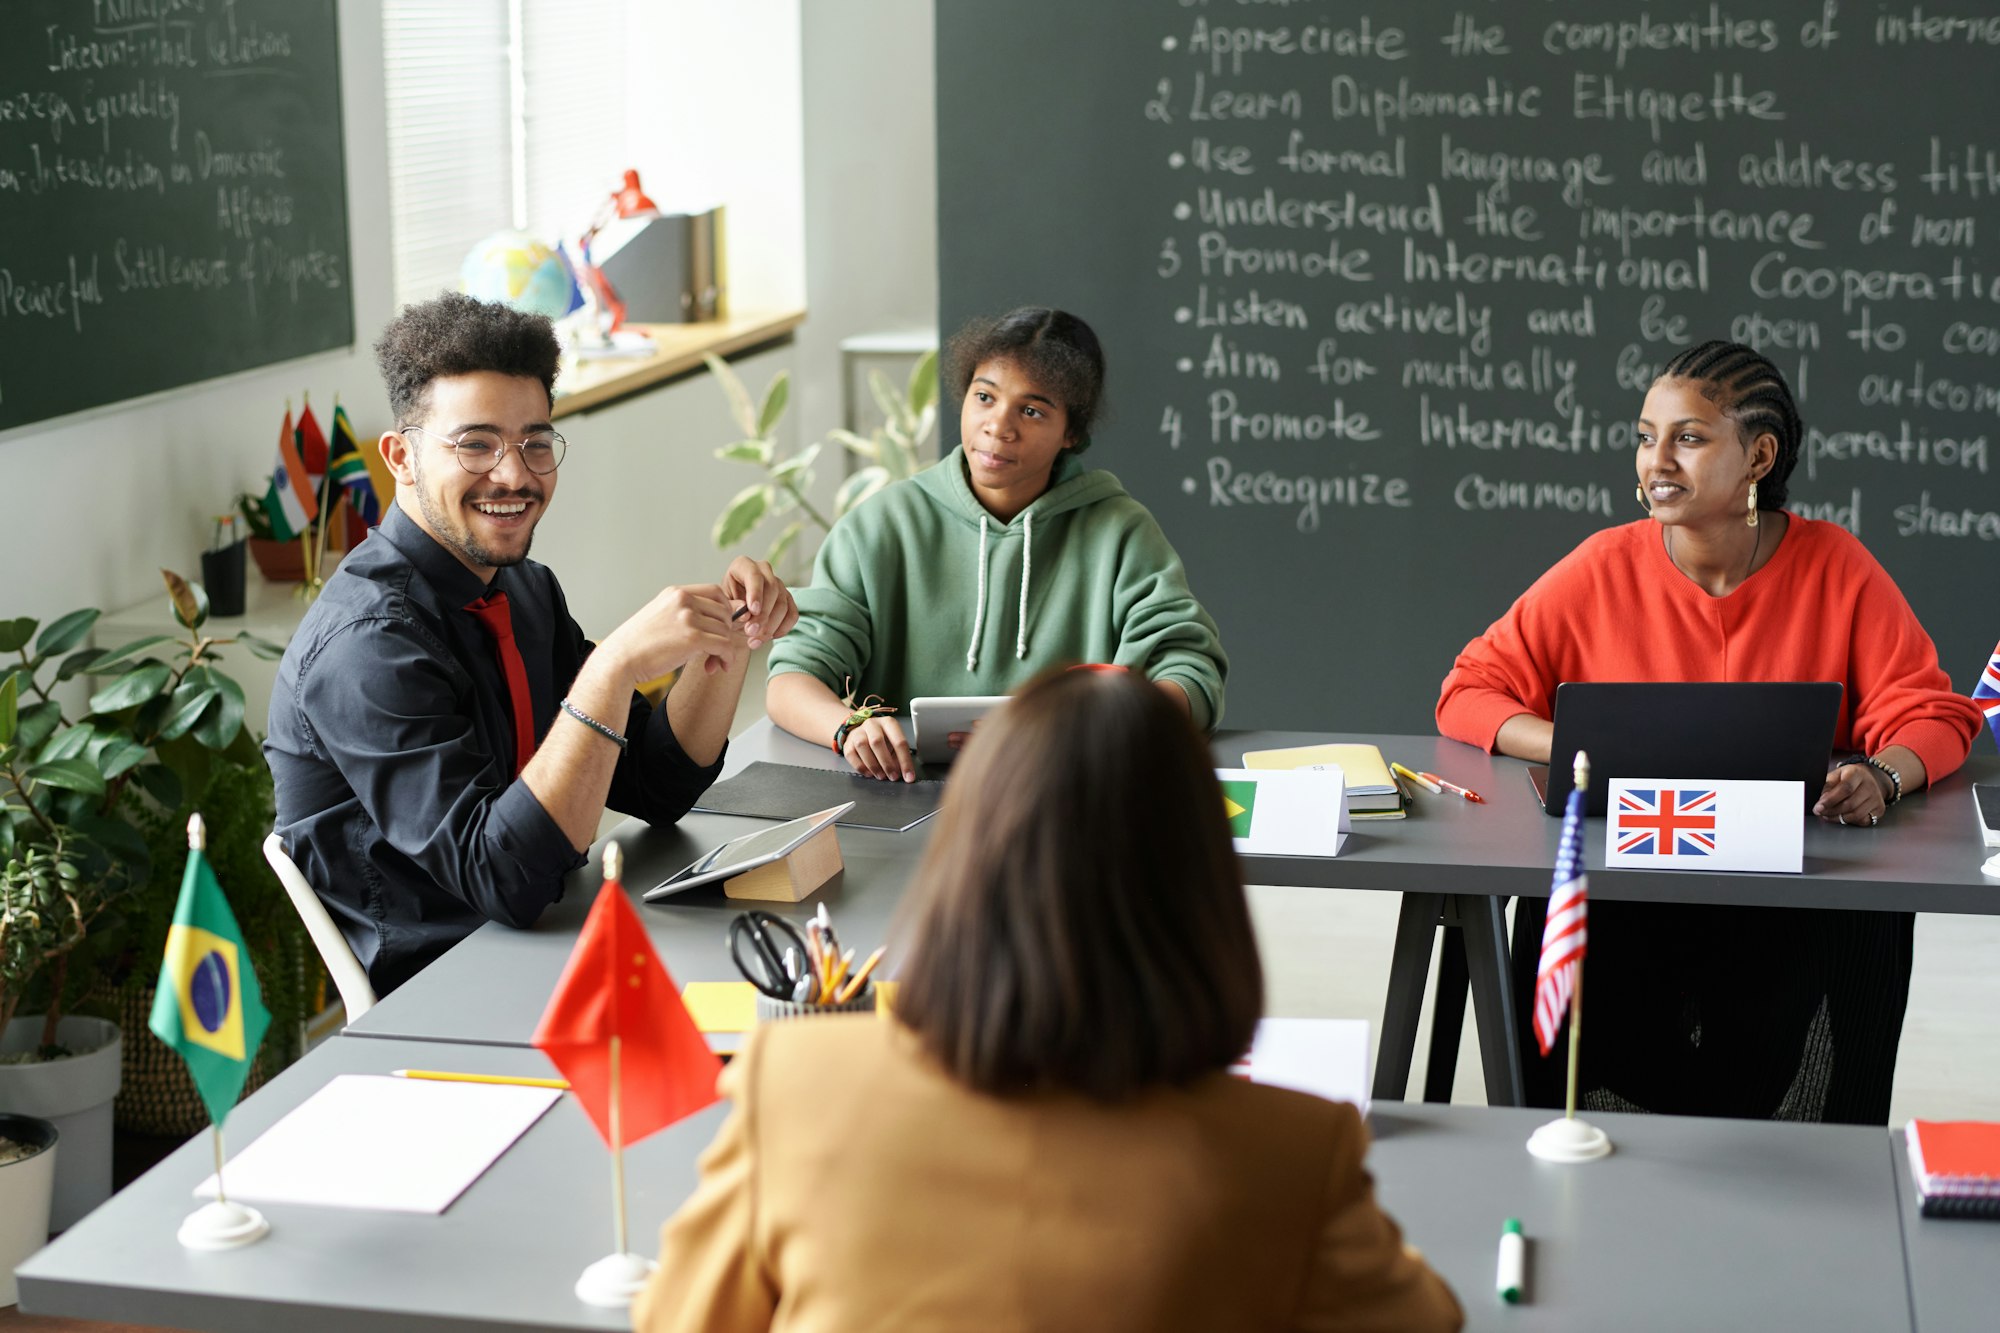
[945,307,1108,450]
[1658,340,1803,509]
[892,670,1262,1099]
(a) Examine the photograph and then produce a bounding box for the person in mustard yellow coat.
[635,669,1461,1333]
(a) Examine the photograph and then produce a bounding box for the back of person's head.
[1656,340,1802,509]
[893,669,1262,1099]
[945,307,1107,450]
[374,292,562,425]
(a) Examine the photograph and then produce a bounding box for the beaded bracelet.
[559,697,628,752]
[1864,755,1903,806]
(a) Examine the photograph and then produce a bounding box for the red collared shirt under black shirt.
[265,505,723,996]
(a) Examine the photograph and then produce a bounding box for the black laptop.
[1530,682,1844,815]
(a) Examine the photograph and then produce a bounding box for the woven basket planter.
[109,983,272,1139]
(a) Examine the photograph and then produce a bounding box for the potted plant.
[0,571,284,1228]
[0,1112,57,1305]
[707,350,939,575]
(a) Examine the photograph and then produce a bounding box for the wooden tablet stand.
[722,822,844,902]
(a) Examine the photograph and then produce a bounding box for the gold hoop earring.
[1636,484,1652,515]
[1746,479,1759,528]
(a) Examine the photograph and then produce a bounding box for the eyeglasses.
[401,424,566,475]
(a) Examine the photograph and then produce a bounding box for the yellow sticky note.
[681,981,759,1033]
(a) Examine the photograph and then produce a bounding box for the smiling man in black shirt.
[266,293,797,995]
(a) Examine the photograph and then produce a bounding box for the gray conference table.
[344,723,2000,1112]
[1890,1130,2000,1333]
[17,1032,1927,1332]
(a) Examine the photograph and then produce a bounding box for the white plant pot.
[0,1113,57,1307]
[0,1017,120,1232]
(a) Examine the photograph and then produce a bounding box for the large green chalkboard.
[939,1,2000,732]
[0,0,351,431]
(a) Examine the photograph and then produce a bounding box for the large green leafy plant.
[708,350,939,573]
[0,571,283,1045]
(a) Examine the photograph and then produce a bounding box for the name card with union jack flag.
[1604,778,1803,873]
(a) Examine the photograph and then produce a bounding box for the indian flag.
[261,407,318,541]
[1220,779,1258,838]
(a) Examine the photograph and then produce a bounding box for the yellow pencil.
[835,946,887,1004]
[1390,762,1442,794]
[392,1069,569,1090]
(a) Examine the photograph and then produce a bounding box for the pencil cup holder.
[755,986,876,1023]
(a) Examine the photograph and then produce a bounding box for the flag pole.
[175,810,269,1248]
[1564,751,1589,1122]
[1527,749,1611,1163]
[570,838,656,1308]
[308,390,334,594]
[610,1034,627,1258]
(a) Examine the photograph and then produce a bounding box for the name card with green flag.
[1214,767,1348,858]
[150,825,271,1128]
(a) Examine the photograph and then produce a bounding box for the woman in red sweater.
[1438,341,1980,1124]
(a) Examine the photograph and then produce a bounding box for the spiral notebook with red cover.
[1906,1120,2000,1219]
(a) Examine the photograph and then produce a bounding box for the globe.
[458,231,578,320]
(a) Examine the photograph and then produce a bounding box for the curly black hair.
[373,292,562,425]
[945,307,1107,452]
[1657,340,1802,509]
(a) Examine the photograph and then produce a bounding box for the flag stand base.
[177,1200,269,1250]
[574,1251,655,1307]
[1527,1115,1612,1163]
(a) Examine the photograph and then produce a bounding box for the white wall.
[794,0,940,449]
[0,0,938,642]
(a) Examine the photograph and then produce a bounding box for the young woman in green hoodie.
[767,307,1228,781]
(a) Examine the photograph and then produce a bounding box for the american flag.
[1613,788,1718,857]
[1972,639,2000,749]
[1533,785,1589,1057]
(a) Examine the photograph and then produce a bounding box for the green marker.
[1496,1217,1524,1304]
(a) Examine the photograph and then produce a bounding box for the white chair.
[262,832,377,1022]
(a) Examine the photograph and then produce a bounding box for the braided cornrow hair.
[1656,341,1802,509]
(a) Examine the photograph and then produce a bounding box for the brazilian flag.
[1220,779,1258,838]
[148,842,271,1127]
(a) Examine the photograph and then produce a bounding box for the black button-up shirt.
[266,505,722,995]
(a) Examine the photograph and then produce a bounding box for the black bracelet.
[1864,755,1903,805]
[559,698,628,752]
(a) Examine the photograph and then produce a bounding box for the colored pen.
[1391,762,1442,794]
[393,1069,569,1090]
[1421,771,1485,803]
[1496,1218,1524,1303]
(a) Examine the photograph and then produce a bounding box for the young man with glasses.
[266,293,798,995]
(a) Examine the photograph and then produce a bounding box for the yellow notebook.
[682,981,758,1034]
[1240,743,1405,816]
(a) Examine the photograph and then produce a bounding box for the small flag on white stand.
[1527,753,1612,1164]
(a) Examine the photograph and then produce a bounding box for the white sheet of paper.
[1603,778,1804,873]
[1242,1018,1370,1117]
[1216,767,1348,857]
[194,1074,561,1213]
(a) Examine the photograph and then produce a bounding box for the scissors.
[727,911,811,1001]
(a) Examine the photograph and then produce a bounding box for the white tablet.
[907,695,1011,766]
[642,803,852,901]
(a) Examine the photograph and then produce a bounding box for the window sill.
[552,308,807,419]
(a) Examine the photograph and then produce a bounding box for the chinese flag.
[532,875,721,1147]
[295,398,330,479]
